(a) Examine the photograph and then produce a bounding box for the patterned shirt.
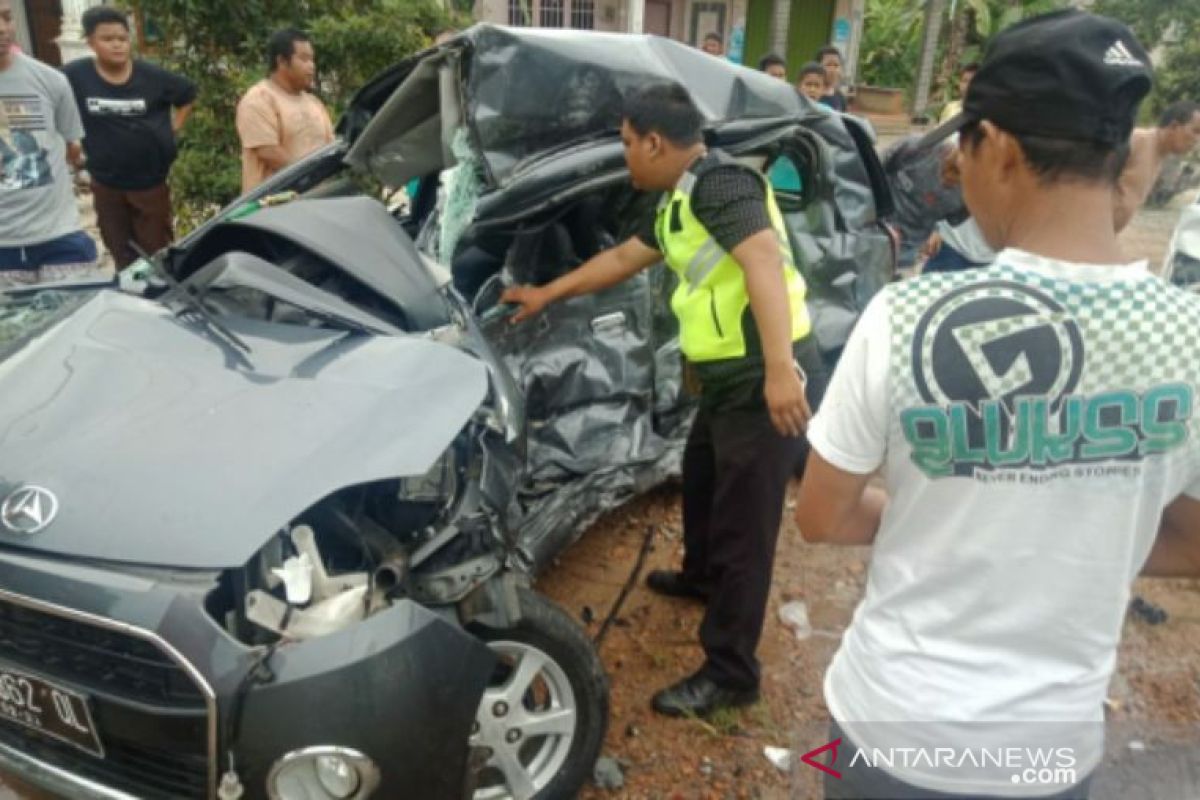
[808,248,1200,795]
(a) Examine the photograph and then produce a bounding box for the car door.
[472,185,686,572]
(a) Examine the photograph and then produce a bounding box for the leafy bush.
[132,0,459,232]
[857,0,924,90]
[1094,0,1200,119]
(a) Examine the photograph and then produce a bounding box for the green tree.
[859,0,1064,102]
[132,0,458,231]
[1094,0,1200,116]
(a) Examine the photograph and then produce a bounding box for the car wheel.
[468,587,609,800]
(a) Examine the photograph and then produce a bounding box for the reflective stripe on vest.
[656,158,811,363]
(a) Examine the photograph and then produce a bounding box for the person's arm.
[53,72,86,169]
[65,141,84,169]
[251,144,290,172]
[1113,168,1141,233]
[501,236,661,322]
[1113,136,1149,234]
[163,67,197,135]
[1141,495,1200,577]
[236,89,288,170]
[794,452,887,545]
[733,229,811,436]
[923,230,943,259]
[172,104,194,134]
[793,290,892,541]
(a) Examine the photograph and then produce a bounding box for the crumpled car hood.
[0,291,487,569]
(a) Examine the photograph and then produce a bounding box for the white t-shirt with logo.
[807,249,1200,796]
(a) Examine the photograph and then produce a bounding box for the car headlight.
[316,754,360,797]
[268,746,380,799]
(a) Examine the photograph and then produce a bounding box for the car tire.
[468,587,609,800]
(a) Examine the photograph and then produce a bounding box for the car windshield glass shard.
[437,128,486,265]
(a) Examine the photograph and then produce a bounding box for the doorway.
[688,1,727,47]
[644,0,671,37]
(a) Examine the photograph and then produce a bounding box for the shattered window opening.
[436,128,486,267]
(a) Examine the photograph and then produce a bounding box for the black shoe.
[646,570,707,602]
[651,673,759,718]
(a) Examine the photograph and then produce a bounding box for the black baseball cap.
[920,9,1152,149]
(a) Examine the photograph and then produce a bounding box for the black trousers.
[680,336,827,690]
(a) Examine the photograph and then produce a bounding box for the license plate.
[0,664,103,758]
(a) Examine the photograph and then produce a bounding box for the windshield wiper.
[129,241,255,365]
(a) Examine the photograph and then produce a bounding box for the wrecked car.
[0,25,892,800]
[1164,189,1200,290]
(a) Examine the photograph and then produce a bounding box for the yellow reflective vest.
[654,155,811,364]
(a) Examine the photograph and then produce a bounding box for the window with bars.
[508,0,531,26]
[539,0,565,27]
[570,0,594,29]
[507,0,595,29]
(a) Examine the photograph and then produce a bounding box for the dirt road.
[537,202,1200,799]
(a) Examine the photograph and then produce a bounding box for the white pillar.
[912,0,946,119]
[57,0,99,65]
[12,0,32,52]
[629,0,644,34]
[844,0,865,85]
[769,0,789,59]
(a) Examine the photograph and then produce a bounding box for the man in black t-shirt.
[63,6,195,268]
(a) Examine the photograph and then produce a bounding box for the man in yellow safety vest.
[503,82,825,718]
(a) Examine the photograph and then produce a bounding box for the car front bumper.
[0,550,494,800]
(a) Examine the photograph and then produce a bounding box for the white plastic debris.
[764,746,793,773]
[272,552,314,605]
[1128,740,1146,752]
[778,601,812,641]
[217,771,245,800]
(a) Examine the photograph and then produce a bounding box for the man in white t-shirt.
[795,10,1200,799]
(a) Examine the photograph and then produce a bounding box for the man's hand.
[172,104,194,135]
[499,236,662,325]
[923,231,943,259]
[66,141,84,170]
[940,145,962,187]
[765,363,811,437]
[500,285,553,323]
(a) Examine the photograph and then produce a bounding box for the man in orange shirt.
[235,29,333,193]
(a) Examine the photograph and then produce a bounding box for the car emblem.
[0,486,59,535]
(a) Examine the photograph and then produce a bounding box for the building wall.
[470,0,863,76]
[475,0,628,30]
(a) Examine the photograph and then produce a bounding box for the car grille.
[0,600,205,706]
[0,597,211,799]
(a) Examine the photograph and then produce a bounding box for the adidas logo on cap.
[1103,40,1143,67]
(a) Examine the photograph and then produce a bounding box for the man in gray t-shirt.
[0,3,100,285]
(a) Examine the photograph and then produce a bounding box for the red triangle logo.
[800,737,843,779]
